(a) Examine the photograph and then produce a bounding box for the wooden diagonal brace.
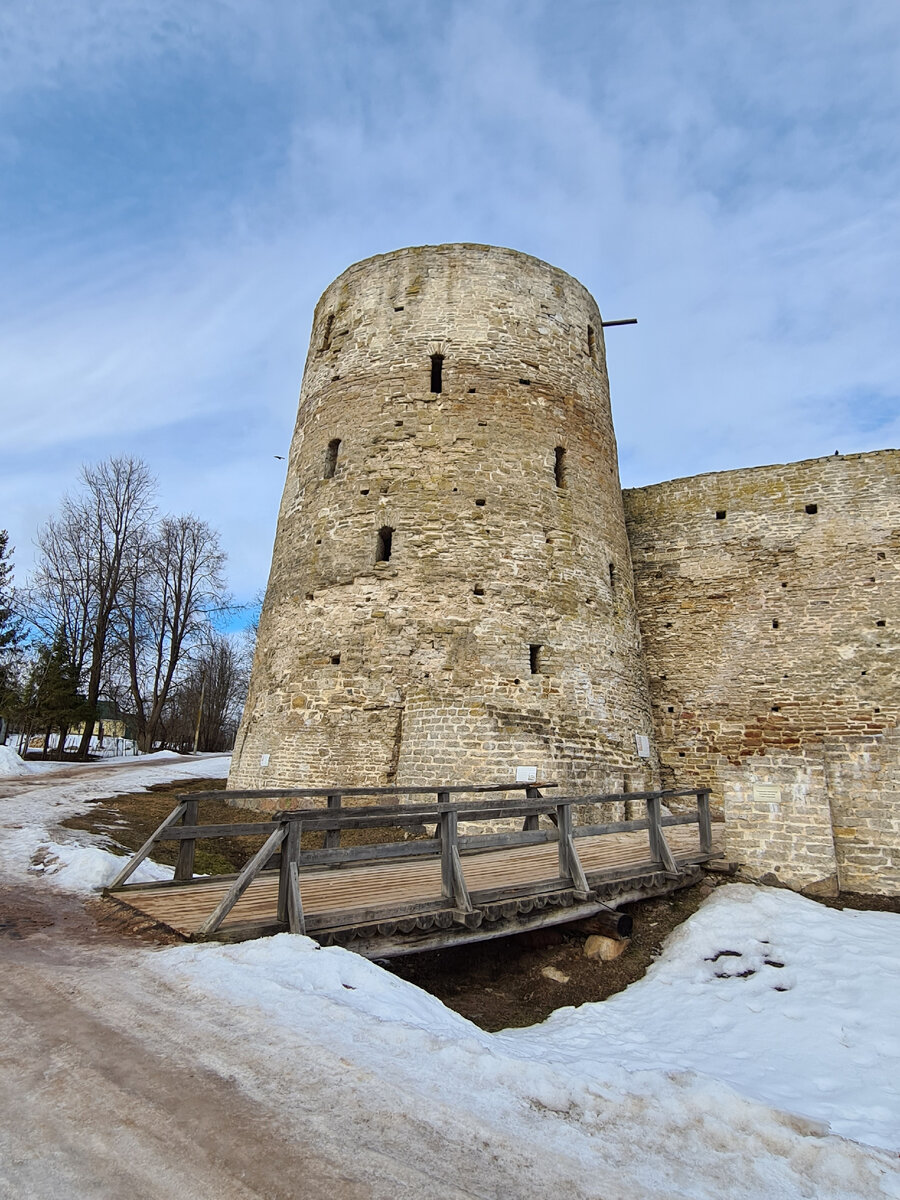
[107,801,188,890]
[197,824,286,937]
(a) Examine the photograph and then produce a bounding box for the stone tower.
[229,244,658,795]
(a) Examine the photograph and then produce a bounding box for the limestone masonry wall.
[230,244,658,798]
[624,451,900,893]
[228,241,898,894]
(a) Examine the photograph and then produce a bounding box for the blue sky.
[1,0,898,616]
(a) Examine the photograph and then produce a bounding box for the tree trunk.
[76,714,95,760]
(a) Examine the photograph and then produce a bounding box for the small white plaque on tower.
[752,784,781,805]
[259,753,270,768]
[515,765,538,783]
[635,734,651,759]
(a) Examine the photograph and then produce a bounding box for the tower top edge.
[319,243,598,306]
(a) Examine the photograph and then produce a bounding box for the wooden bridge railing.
[106,783,713,941]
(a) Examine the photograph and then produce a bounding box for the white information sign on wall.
[259,753,270,768]
[634,733,651,759]
[752,784,781,805]
[515,765,537,783]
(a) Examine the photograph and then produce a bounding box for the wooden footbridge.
[105,783,722,957]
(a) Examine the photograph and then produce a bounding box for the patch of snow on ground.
[0,753,230,888]
[29,840,174,892]
[0,745,33,777]
[154,891,900,1155]
[499,885,900,1152]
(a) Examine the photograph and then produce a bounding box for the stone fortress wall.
[230,243,899,895]
[624,451,900,894]
[230,245,659,802]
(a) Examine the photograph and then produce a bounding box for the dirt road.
[0,888,600,1200]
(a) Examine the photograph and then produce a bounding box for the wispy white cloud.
[2,0,898,599]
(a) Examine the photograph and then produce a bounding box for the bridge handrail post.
[324,794,342,852]
[522,784,542,831]
[646,794,679,874]
[277,816,306,934]
[438,798,473,912]
[556,801,591,899]
[697,789,713,856]
[173,798,199,881]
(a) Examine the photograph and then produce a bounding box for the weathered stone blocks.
[229,244,658,796]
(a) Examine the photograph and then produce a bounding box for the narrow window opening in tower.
[805,503,818,514]
[554,446,567,489]
[324,438,341,479]
[587,325,595,359]
[772,619,779,629]
[376,526,394,563]
[529,644,542,674]
[430,354,444,394]
[473,585,484,596]
[475,498,486,507]
[519,378,531,386]
[716,510,726,520]
[876,619,886,627]
[331,654,341,665]
[609,561,616,588]
[321,313,335,352]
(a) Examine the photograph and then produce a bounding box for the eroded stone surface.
[229,243,899,895]
[230,244,657,800]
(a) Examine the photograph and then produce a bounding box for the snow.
[28,840,174,892]
[2,756,899,1198]
[152,889,900,1153]
[0,745,34,776]
[501,885,900,1151]
[0,752,231,889]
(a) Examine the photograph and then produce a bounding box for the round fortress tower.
[229,244,658,795]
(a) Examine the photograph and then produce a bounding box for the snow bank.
[152,912,900,1198]
[29,840,174,892]
[500,885,900,1151]
[0,752,230,888]
[0,745,33,777]
[154,887,900,1159]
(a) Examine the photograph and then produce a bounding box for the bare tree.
[118,514,227,752]
[31,456,156,759]
[162,632,249,752]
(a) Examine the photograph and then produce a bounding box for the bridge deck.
[109,823,723,953]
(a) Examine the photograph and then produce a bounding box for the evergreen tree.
[24,631,89,759]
